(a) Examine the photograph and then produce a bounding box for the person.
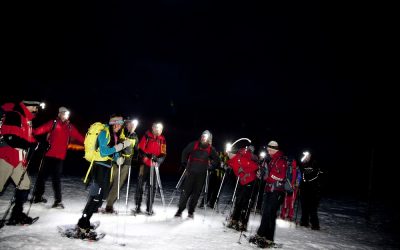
[103,118,139,213]
[249,140,287,248]
[32,106,85,208]
[280,157,301,221]
[174,130,220,218]
[77,114,132,232]
[225,145,259,231]
[0,100,40,225]
[299,151,321,230]
[134,122,166,215]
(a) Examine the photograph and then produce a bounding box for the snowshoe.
[187,213,194,219]
[6,212,39,226]
[52,202,65,209]
[33,196,47,204]
[58,221,104,241]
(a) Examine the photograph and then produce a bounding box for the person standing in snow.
[249,140,287,248]
[134,122,166,215]
[174,130,220,218]
[225,145,259,231]
[299,151,321,230]
[77,114,132,232]
[32,106,85,209]
[280,157,301,221]
[0,99,40,225]
[103,117,138,213]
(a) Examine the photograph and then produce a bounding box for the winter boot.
[226,219,239,230]
[33,196,47,204]
[238,221,247,232]
[188,213,194,219]
[52,201,65,209]
[77,216,91,232]
[174,210,182,218]
[105,205,114,214]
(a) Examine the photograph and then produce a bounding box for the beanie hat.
[267,141,279,150]
[59,106,69,113]
[22,100,41,107]
[109,116,124,125]
[201,130,213,144]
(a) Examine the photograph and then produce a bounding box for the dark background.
[1,2,394,202]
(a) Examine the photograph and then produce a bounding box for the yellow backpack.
[83,122,109,162]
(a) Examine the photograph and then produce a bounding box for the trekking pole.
[125,165,132,213]
[116,157,125,246]
[203,170,210,216]
[168,168,187,207]
[149,161,155,214]
[213,169,227,212]
[0,145,38,229]
[238,180,258,244]
[26,149,47,216]
[155,162,165,207]
[222,176,239,215]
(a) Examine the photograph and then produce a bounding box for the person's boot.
[226,219,239,230]
[52,201,65,209]
[77,216,91,232]
[188,213,194,219]
[33,196,47,204]
[174,210,182,218]
[104,205,114,214]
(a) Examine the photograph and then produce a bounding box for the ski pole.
[149,161,155,214]
[204,170,210,215]
[168,168,187,207]
[26,149,47,216]
[125,165,132,212]
[0,145,38,229]
[213,170,226,212]
[155,163,165,207]
[238,180,258,244]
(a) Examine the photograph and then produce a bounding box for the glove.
[114,143,124,152]
[122,139,132,149]
[179,162,187,172]
[151,155,157,162]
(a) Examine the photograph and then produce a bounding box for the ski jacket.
[227,148,259,185]
[182,140,220,174]
[34,118,84,160]
[120,129,138,166]
[138,130,166,167]
[0,102,37,167]
[264,150,288,192]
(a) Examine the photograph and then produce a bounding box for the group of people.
[1,99,322,248]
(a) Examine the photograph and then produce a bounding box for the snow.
[0,176,398,250]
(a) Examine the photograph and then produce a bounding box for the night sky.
[2,2,392,200]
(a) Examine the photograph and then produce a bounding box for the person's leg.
[265,192,284,241]
[187,172,206,215]
[176,172,195,215]
[9,163,32,224]
[0,159,13,192]
[33,157,50,203]
[51,158,64,205]
[105,164,118,209]
[134,165,145,212]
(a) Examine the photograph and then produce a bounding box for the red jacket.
[138,130,166,167]
[0,102,37,167]
[264,151,287,192]
[34,118,84,160]
[227,148,259,185]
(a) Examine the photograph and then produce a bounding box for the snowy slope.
[0,176,398,250]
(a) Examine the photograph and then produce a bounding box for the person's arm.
[181,141,195,167]
[98,130,116,157]
[33,120,53,136]
[70,125,85,144]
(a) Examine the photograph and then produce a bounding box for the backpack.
[284,157,301,194]
[83,122,109,162]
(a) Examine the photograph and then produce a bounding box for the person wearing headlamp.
[32,106,85,209]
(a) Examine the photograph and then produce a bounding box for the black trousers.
[135,165,157,212]
[257,191,285,241]
[178,171,206,214]
[82,164,111,220]
[231,180,258,225]
[300,183,320,227]
[33,157,64,203]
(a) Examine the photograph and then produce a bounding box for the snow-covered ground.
[0,176,398,249]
